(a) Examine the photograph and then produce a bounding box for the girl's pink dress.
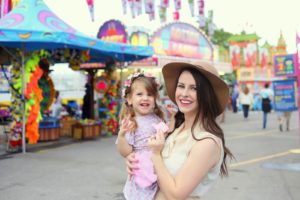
[123,114,162,200]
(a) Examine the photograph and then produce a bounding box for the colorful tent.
[0,0,153,62]
[0,0,153,153]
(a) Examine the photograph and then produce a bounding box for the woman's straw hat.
[162,62,229,115]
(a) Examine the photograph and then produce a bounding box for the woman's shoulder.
[193,131,222,149]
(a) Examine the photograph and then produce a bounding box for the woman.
[238,86,253,119]
[127,62,233,199]
[260,83,273,129]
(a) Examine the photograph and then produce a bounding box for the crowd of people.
[229,82,292,131]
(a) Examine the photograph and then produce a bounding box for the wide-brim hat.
[162,62,229,116]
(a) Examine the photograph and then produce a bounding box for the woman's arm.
[149,133,221,200]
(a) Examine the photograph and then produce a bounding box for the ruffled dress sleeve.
[125,132,134,146]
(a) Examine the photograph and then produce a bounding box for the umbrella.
[0,0,153,153]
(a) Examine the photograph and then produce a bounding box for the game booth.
[0,0,152,153]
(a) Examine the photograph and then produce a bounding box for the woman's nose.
[182,88,189,97]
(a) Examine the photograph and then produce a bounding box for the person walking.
[127,62,233,200]
[277,111,292,131]
[260,83,273,129]
[231,84,239,113]
[238,86,253,119]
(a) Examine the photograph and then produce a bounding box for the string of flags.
[121,0,206,27]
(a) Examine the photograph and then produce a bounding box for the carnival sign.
[129,31,149,46]
[274,54,297,77]
[97,19,127,43]
[273,79,298,111]
[151,22,213,60]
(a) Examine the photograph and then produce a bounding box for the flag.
[296,32,300,46]
[188,0,194,17]
[86,0,94,21]
[159,6,167,23]
[173,11,179,20]
[174,0,181,10]
[121,0,127,14]
[198,0,205,28]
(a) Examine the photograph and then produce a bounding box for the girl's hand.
[148,132,165,155]
[119,116,134,136]
[126,153,139,177]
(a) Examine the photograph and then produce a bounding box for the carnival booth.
[127,22,216,103]
[0,0,152,152]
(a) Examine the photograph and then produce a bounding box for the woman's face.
[175,70,198,117]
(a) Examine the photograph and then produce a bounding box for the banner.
[273,79,298,111]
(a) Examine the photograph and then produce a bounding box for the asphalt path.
[0,111,299,200]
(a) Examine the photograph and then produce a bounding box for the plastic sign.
[273,79,298,111]
[97,20,127,43]
[274,54,297,77]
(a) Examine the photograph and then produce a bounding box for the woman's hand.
[148,132,165,155]
[126,152,139,177]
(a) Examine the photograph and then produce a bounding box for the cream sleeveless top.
[155,124,224,200]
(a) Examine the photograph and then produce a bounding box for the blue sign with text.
[273,79,298,111]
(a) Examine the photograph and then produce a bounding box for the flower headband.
[122,72,160,99]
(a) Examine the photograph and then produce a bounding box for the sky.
[44,0,300,53]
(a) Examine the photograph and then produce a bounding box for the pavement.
[0,110,299,200]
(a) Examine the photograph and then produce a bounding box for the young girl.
[116,72,168,200]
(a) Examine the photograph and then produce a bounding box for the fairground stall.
[0,0,152,153]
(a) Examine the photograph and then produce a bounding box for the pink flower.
[144,72,153,78]
[124,80,131,87]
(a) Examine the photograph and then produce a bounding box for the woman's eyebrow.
[178,82,196,87]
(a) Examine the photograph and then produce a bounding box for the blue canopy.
[0,0,152,62]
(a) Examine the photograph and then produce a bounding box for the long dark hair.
[172,68,233,176]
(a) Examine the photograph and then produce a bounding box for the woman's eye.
[177,84,184,88]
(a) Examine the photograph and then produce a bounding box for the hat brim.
[162,62,229,116]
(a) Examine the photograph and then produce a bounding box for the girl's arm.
[116,118,134,157]
[116,132,133,157]
[149,132,221,200]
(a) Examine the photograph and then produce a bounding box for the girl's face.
[175,70,198,117]
[127,81,155,116]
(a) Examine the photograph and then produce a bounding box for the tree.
[211,28,233,49]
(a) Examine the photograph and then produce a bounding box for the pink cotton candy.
[152,121,169,133]
[134,151,157,188]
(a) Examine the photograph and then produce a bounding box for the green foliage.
[211,28,233,49]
